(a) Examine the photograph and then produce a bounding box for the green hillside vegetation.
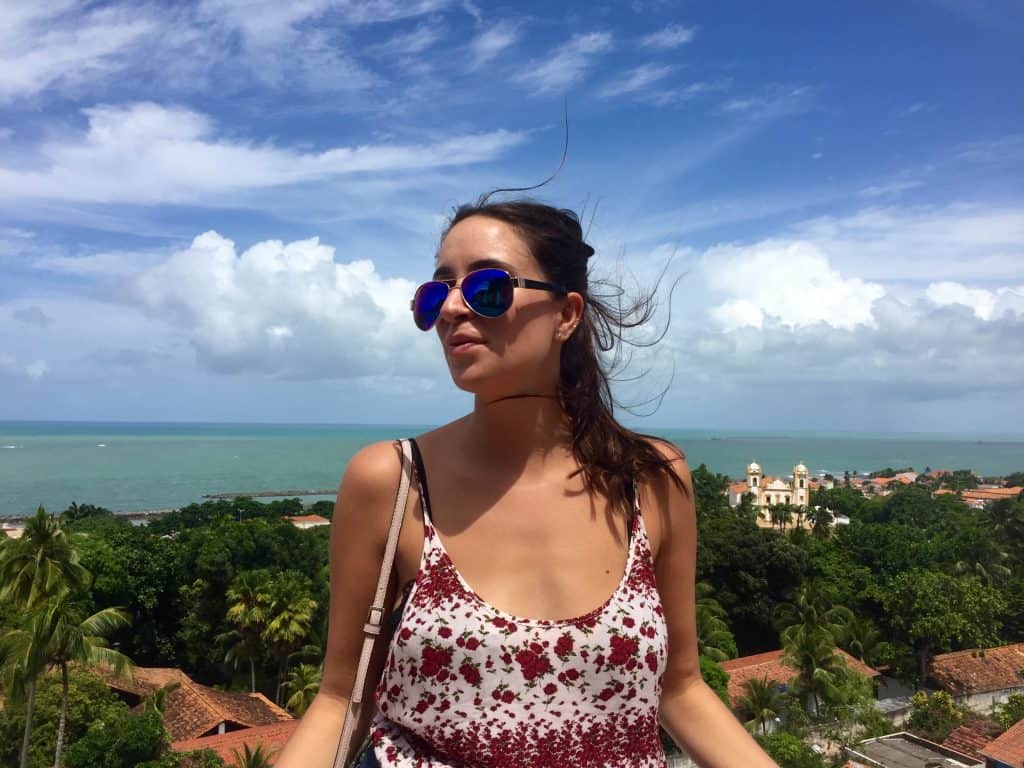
[1,471,1022,767]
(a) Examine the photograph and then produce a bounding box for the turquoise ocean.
[1,421,1022,518]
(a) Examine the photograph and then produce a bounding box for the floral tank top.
[368,438,670,767]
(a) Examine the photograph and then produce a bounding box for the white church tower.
[793,461,809,507]
[746,461,762,504]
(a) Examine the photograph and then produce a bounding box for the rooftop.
[91,662,293,741]
[929,642,1024,696]
[846,731,981,768]
[980,717,1024,767]
[720,649,878,707]
[172,720,301,766]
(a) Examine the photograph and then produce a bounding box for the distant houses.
[91,662,294,760]
[286,513,330,529]
[928,643,1024,711]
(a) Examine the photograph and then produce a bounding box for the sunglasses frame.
[409,267,569,331]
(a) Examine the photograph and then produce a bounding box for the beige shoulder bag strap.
[332,437,413,768]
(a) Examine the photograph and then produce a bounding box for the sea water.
[1,421,1021,517]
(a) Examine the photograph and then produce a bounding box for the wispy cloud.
[511,32,613,95]
[369,19,446,56]
[598,64,673,99]
[469,20,521,67]
[858,180,923,198]
[639,24,697,50]
[0,2,156,101]
[0,102,526,205]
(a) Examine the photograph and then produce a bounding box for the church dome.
[795,462,808,473]
[747,461,762,473]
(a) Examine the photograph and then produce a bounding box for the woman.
[277,199,778,767]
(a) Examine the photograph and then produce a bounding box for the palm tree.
[0,506,90,609]
[807,506,834,540]
[231,742,278,768]
[43,591,134,768]
[284,663,321,715]
[3,590,134,768]
[222,570,273,692]
[0,611,49,768]
[737,675,786,735]
[694,582,736,661]
[774,581,854,646]
[782,625,848,717]
[262,571,317,705]
[838,614,883,666]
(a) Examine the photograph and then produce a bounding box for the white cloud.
[701,241,886,331]
[0,351,48,379]
[598,64,673,99]
[469,20,521,67]
[32,249,167,278]
[12,306,52,328]
[858,180,923,198]
[639,24,696,50]
[197,0,453,45]
[0,2,155,101]
[925,281,1024,321]
[369,19,446,56]
[511,32,612,95]
[0,102,526,205]
[24,360,48,379]
[791,203,1024,281]
[128,231,438,379]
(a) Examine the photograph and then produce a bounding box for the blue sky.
[1,0,1022,432]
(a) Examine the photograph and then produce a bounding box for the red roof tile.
[172,720,301,766]
[287,514,330,524]
[981,718,1024,767]
[90,663,293,741]
[719,649,878,707]
[941,725,994,761]
[929,643,1024,696]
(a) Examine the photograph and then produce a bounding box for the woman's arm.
[275,440,405,768]
[645,439,779,768]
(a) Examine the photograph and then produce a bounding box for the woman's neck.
[464,393,575,480]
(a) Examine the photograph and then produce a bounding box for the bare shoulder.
[635,436,693,562]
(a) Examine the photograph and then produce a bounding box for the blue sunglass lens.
[413,269,513,330]
[413,282,448,331]
[463,269,513,317]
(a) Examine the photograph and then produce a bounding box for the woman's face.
[432,215,568,398]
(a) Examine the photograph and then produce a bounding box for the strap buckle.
[364,605,384,637]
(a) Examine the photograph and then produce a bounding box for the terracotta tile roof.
[287,514,330,524]
[962,487,1023,501]
[90,663,293,741]
[719,649,878,707]
[929,643,1024,696]
[941,725,994,762]
[171,720,301,766]
[728,482,749,494]
[929,469,953,477]
[981,718,1024,767]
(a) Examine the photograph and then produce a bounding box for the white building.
[728,461,811,521]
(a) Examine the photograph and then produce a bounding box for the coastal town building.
[928,643,1024,711]
[727,461,812,524]
[91,662,293,742]
[286,513,330,529]
[171,720,301,766]
[979,717,1024,768]
[844,732,982,767]
[720,649,879,723]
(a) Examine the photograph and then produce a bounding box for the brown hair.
[441,196,691,515]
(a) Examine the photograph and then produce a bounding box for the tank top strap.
[407,436,432,519]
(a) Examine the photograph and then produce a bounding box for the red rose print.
[622,617,635,627]
[515,648,553,681]
[439,626,452,638]
[543,683,557,695]
[555,633,574,657]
